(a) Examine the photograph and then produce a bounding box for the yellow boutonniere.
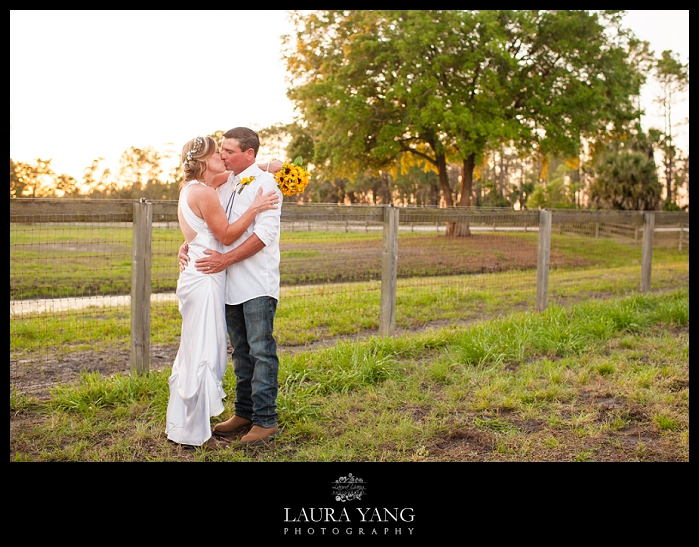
[237,175,255,193]
[274,157,311,197]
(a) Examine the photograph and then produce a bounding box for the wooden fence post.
[679,222,684,251]
[379,205,399,336]
[640,211,654,292]
[131,199,152,374]
[536,209,551,312]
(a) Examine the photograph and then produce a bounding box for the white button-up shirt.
[217,164,283,305]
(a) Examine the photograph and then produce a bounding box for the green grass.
[10,251,688,355]
[11,225,688,299]
[10,224,689,461]
[10,226,183,299]
[10,288,689,462]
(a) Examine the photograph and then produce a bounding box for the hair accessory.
[184,136,205,166]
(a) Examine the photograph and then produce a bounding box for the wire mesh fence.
[10,199,689,396]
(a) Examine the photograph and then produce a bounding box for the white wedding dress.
[166,181,228,446]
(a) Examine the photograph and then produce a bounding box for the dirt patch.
[9,338,373,400]
[10,344,172,399]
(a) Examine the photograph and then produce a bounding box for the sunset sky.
[10,10,689,181]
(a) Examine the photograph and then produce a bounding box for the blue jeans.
[225,297,279,428]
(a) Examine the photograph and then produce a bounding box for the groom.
[189,127,284,445]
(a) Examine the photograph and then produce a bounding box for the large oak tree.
[284,10,649,231]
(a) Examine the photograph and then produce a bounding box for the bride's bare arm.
[210,160,282,189]
[202,187,278,246]
[259,159,284,174]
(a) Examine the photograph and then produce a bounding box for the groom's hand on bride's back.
[195,249,226,274]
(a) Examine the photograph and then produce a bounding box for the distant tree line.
[10,10,688,214]
[10,145,181,201]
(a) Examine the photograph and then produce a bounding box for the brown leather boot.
[241,425,280,445]
[212,415,252,437]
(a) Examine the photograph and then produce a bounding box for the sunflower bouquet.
[274,157,311,196]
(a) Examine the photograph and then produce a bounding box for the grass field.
[10,287,688,462]
[10,226,689,461]
[10,226,687,299]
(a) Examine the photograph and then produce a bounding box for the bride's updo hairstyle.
[180,136,218,189]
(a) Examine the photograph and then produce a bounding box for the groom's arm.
[195,234,265,274]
